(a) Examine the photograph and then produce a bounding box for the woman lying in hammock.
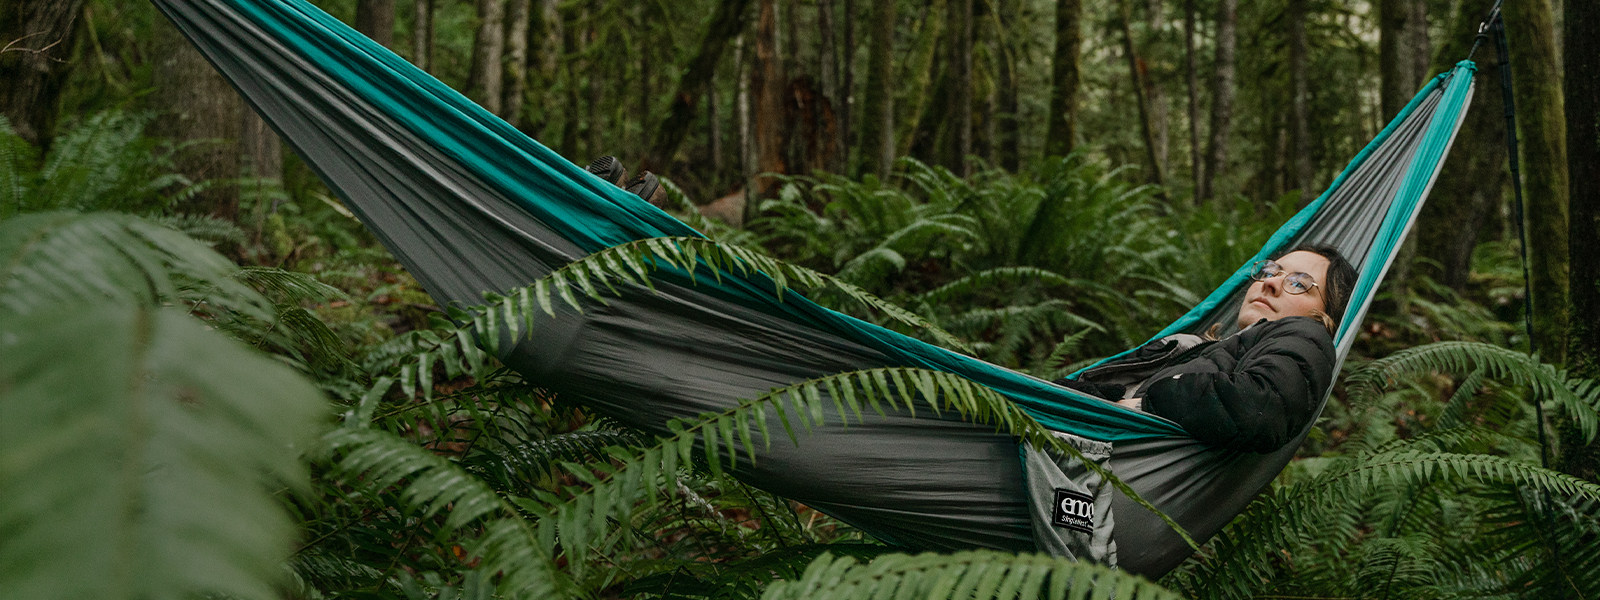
[1057,246,1357,453]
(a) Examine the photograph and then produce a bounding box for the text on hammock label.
[1051,489,1095,533]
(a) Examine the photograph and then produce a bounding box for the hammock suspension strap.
[1488,9,1552,469]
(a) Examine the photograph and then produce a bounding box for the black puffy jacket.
[1062,316,1336,453]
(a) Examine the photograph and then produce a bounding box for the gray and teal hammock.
[154,0,1475,578]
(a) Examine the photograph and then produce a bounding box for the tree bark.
[1414,0,1504,291]
[951,0,973,175]
[0,0,84,150]
[468,0,506,116]
[1562,0,1600,480]
[354,0,395,48]
[1044,0,1082,157]
[895,2,945,158]
[1379,0,1415,120]
[412,0,434,71]
[522,0,560,137]
[737,34,755,221]
[752,0,787,194]
[841,0,855,170]
[818,0,842,173]
[642,0,754,172]
[1503,0,1570,365]
[997,0,1020,171]
[1184,0,1201,200]
[1118,0,1164,189]
[857,0,896,179]
[1199,0,1236,204]
[1287,0,1312,199]
[1144,0,1169,177]
[500,0,530,126]
[151,15,242,221]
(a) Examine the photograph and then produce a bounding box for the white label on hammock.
[1052,489,1095,533]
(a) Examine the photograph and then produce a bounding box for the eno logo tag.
[1051,489,1095,534]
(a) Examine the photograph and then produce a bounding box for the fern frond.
[0,211,273,322]
[0,304,324,600]
[760,551,1182,600]
[321,427,576,599]
[0,115,36,217]
[1347,341,1600,443]
[1168,451,1600,599]
[236,266,349,304]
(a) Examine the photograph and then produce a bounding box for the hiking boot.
[626,172,670,209]
[584,155,629,187]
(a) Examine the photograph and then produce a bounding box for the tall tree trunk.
[524,0,561,137]
[1199,0,1236,204]
[1044,0,1082,157]
[997,0,1020,171]
[501,0,531,126]
[737,34,755,222]
[1184,0,1201,200]
[354,0,395,48]
[951,0,973,175]
[1562,0,1600,480]
[558,7,578,156]
[895,2,945,158]
[1145,0,1169,177]
[709,78,723,175]
[752,0,787,194]
[841,0,855,170]
[857,0,896,179]
[584,12,600,157]
[240,111,281,181]
[468,0,506,115]
[412,0,434,71]
[1505,0,1570,364]
[151,17,242,221]
[1407,0,1429,84]
[240,110,281,247]
[818,0,842,173]
[1287,0,1311,199]
[1118,0,1164,189]
[1379,0,1415,120]
[643,0,754,171]
[0,0,84,150]
[1414,0,1504,291]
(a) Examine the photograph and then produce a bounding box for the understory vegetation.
[3,112,1598,600]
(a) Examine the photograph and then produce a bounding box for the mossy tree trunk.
[0,0,84,150]
[1561,0,1600,480]
[1505,0,1569,365]
[1044,0,1082,158]
[1199,0,1236,203]
[857,0,896,179]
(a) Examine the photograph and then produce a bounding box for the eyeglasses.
[1249,260,1320,295]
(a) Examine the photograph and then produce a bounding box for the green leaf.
[0,304,325,600]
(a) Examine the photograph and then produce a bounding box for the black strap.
[1489,11,1552,469]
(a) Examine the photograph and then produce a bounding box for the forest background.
[3,0,1600,598]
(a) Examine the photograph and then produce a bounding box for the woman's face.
[1236,250,1330,328]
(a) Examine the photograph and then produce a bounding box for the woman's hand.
[1115,396,1144,411]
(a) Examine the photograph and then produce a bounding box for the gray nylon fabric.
[155,0,1471,578]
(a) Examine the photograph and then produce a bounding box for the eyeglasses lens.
[1250,261,1281,281]
[1284,274,1311,294]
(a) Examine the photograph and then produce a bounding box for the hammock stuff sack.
[153,0,1475,578]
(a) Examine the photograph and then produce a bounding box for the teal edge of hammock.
[217,0,1476,443]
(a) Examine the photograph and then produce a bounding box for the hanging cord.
[1466,0,1504,63]
[1489,13,1552,469]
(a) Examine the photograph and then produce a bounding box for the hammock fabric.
[153,0,1475,578]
